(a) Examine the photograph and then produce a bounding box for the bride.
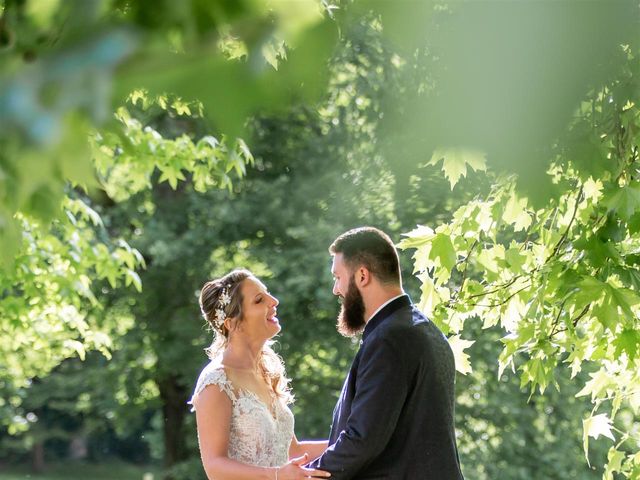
[189,269,331,479]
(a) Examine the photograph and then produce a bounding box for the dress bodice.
[190,362,294,467]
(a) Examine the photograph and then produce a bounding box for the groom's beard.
[337,275,366,337]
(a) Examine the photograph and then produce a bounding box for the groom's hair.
[330,227,401,285]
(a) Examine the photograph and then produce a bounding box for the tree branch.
[549,298,568,337]
[548,185,584,261]
[452,238,480,302]
[471,282,531,308]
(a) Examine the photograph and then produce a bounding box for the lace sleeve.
[189,366,236,412]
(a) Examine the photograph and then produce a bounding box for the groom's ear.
[355,266,371,287]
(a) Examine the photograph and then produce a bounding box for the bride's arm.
[194,385,275,479]
[289,435,329,462]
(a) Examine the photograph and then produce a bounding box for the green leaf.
[606,182,640,220]
[447,335,475,375]
[157,164,186,190]
[476,245,505,279]
[565,337,588,378]
[125,269,143,293]
[262,40,286,70]
[397,225,435,249]
[520,354,558,394]
[616,266,640,292]
[613,329,640,360]
[629,211,640,234]
[417,273,443,318]
[573,276,607,309]
[607,284,640,320]
[576,369,613,401]
[502,296,525,333]
[502,194,532,232]
[428,148,486,189]
[574,234,621,267]
[592,300,618,332]
[429,233,457,272]
[505,247,527,272]
[583,413,616,465]
[584,413,615,441]
[604,447,625,478]
[597,215,625,242]
[411,243,433,273]
[128,89,146,107]
[172,99,192,116]
[64,340,86,361]
[583,177,604,202]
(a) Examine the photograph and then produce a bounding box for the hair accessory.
[213,285,231,329]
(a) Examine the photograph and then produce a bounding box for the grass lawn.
[0,461,161,480]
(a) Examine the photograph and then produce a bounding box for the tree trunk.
[31,441,45,474]
[68,433,88,460]
[158,374,189,480]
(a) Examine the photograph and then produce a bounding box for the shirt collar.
[366,294,406,323]
[362,294,410,341]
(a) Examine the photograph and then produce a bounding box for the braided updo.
[199,269,251,334]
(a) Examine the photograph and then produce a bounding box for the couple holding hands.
[190,227,464,479]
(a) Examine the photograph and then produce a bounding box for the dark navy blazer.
[308,295,464,479]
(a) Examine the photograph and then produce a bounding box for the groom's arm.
[308,329,412,479]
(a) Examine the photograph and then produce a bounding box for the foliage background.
[1,1,639,479]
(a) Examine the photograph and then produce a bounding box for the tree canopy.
[1,1,640,479]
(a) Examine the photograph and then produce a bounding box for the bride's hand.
[275,453,331,479]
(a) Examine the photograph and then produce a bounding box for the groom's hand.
[278,453,331,479]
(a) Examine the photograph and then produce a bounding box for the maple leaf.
[428,148,486,189]
[613,329,640,361]
[448,335,475,375]
[583,413,615,464]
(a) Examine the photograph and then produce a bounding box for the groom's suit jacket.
[309,295,464,479]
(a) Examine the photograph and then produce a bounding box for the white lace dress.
[189,362,294,467]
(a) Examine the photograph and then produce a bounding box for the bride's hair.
[199,269,293,403]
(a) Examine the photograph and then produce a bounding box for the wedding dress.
[190,362,294,467]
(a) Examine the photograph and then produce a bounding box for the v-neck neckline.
[222,367,278,421]
[241,388,279,422]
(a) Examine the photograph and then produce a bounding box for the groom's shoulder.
[371,307,429,346]
[380,306,446,345]
[384,303,429,330]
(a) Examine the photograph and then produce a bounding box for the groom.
[308,227,464,479]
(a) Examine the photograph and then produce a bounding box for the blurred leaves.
[363,0,640,203]
[0,204,142,402]
[0,0,328,426]
[94,91,254,200]
[401,40,640,475]
[0,0,336,258]
[0,79,252,435]
[115,18,337,138]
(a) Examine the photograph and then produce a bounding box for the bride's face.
[236,277,280,340]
